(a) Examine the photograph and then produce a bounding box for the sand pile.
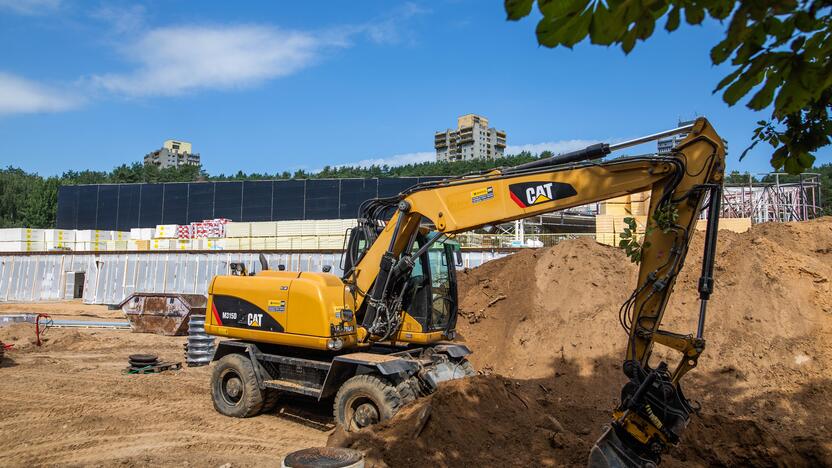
[328,376,571,466]
[332,218,832,466]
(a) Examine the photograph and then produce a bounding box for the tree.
[504,0,831,174]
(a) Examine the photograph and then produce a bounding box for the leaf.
[621,28,638,54]
[770,146,788,169]
[707,0,733,20]
[505,0,534,20]
[685,5,705,25]
[665,6,680,31]
[739,139,760,161]
[723,69,764,105]
[538,0,589,17]
[710,37,736,64]
[563,10,593,47]
[797,152,816,170]
[747,74,781,110]
[774,79,813,116]
[590,3,620,45]
[714,67,743,91]
[784,153,803,174]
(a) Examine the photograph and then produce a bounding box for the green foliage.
[618,216,650,264]
[505,0,832,174]
[724,170,760,184]
[652,203,679,233]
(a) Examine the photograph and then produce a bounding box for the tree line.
[1,152,830,228]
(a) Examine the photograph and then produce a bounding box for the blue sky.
[1,0,829,176]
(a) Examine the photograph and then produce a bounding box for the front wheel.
[334,374,406,431]
[211,353,265,418]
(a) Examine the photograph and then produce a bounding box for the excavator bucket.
[588,427,656,468]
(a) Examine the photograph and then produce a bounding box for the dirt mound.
[333,218,832,466]
[328,375,578,467]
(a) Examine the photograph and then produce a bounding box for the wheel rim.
[345,395,380,430]
[220,369,244,406]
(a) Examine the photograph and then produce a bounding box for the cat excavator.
[204,117,726,467]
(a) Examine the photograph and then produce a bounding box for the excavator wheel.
[261,388,280,414]
[211,353,266,418]
[334,374,407,431]
[393,374,420,405]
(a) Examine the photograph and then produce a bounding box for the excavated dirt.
[331,218,832,466]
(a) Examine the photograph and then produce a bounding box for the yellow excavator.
[204,117,726,466]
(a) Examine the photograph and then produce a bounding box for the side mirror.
[322,265,332,273]
[259,253,269,271]
[230,262,248,276]
[278,264,286,271]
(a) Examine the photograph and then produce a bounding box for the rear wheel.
[334,374,405,431]
[211,353,265,418]
[262,389,280,413]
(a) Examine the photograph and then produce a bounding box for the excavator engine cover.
[205,270,360,351]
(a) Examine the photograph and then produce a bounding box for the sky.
[0,0,829,177]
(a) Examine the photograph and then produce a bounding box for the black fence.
[56,177,445,230]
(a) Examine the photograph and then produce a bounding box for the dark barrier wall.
[56,177,445,230]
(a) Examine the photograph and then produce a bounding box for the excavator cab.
[342,220,461,342]
[401,233,459,337]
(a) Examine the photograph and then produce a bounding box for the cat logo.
[246,313,263,327]
[509,181,577,208]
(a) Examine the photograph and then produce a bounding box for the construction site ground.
[2,217,832,467]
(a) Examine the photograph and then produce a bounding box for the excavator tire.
[211,353,265,418]
[393,374,420,405]
[334,374,406,431]
[262,388,280,413]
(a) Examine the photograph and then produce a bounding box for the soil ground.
[0,302,329,467]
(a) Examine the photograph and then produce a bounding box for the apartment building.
[144,140,201,168]
[435,114,507,162]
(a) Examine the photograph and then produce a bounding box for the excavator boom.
[345,118,726,465]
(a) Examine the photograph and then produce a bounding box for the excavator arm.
[344,118,726,466]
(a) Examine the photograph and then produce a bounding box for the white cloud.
[92,25,332,97]
[325,2,430,47]
[339,151,435,168]
[506,139,601,155]
[0,72,82,115]
[0,0,60,15]
[90,4,146,34]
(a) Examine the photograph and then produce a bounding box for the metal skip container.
[119,293,207,336]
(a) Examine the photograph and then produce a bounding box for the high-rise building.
[658,119,728,156]
[435,114,506,162]
[144,139,201,168]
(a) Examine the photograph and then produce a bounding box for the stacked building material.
[223,219,356,250]
[595,192,650,247]
[0,228,45,252]
[154,225,178,239]
[189,218,229,238]
[44,229,75,250]
[176,225,193,239]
